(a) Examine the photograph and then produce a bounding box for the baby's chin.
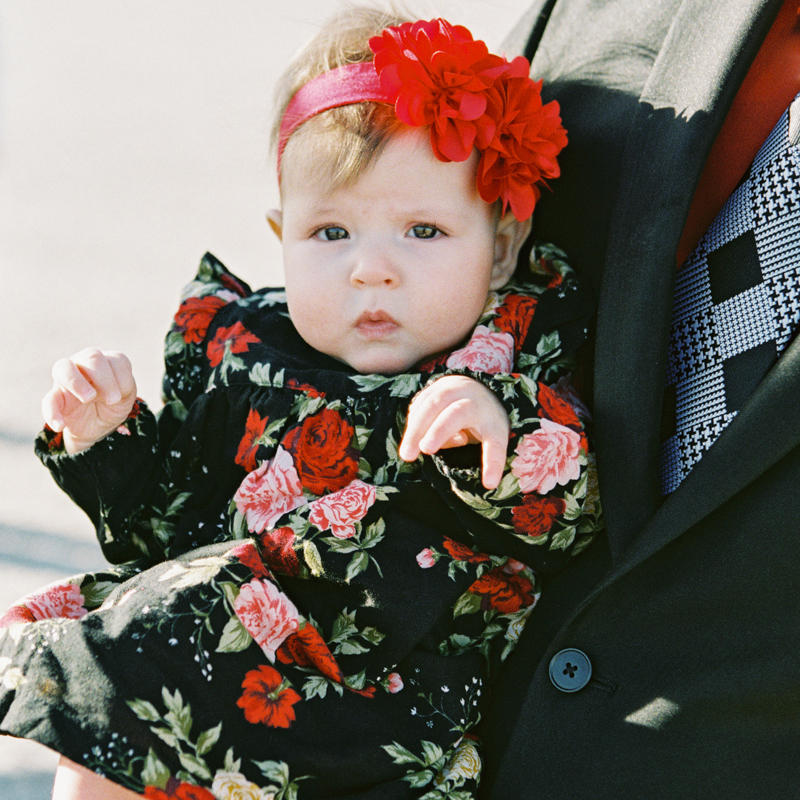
[332,348,438,376]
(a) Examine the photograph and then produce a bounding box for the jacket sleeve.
[35,253,252,565]
[417,242,603,576]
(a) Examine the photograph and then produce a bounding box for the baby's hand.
[42,349,137,455]
[399,375,510,490]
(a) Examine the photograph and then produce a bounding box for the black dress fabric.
[0,245,601,799]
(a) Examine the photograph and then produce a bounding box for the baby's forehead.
[278,114,391,200]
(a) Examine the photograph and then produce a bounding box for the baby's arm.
[42,348,137,454]
[399,375,509,490]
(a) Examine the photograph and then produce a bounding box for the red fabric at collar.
[677,0,800,267]
[277,62,397,173]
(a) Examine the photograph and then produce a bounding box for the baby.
[0,8,601,800]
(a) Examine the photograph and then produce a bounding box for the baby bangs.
[271,5,411,189]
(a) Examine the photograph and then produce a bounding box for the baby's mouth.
[355,310,399,339]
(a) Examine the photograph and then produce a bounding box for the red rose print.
[233,446,306,533]
[23,583,87,621]
[287,379,325,399]
[206,322,260,368]
[416,548,436,568]
[220,271,249,298]
[237,664,301,728]
[308,480,377,538]
[144,780,215,800]
[0,605,36,628]
[173,295,227,344]
[539,256,564,289]
[446,325,514,374]
[233,578,300,662]
[386,672,404,693]
[235,408,269,472]
[276,621,344,684]
[537,382,581,429]
[258,527,300,577]
[512,494,566,537]
[511,418,582,494]
[469,567,535,613]
[282,408,358,495]
[494,294,538,353]
[417,353,448,373]
[443,537,490,564]
[229,541,269,579]
[539,381,590,453]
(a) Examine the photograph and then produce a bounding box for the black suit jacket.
[480,1,800,796]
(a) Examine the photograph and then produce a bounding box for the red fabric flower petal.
[443,536,490,563]
[237,664,301,728]
[206,322,260,368]
[281,408,358,496]
[235,407,269,472]
[258,527,301,577]
[173,295,227,344]
[512,494,566,537]
[469,566,535,613]
[276,621,344,684]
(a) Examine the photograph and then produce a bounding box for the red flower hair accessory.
[278,18,567,220]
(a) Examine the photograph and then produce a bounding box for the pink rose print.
[26,583,87,621]
[234,446,306,532]
[386,672,404,693]
[234,578,300,662]
[445,325,514,374]
[511,417,582,494]
[416,548,436,568]
[308,480,377,539]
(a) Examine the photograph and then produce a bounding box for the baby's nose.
[349,246,399,287]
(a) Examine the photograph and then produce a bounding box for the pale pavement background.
[0,1,530,796]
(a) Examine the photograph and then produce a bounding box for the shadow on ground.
[0,524,107,575]
[0,770,53,799]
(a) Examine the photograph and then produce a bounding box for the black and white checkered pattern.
[660,94,800,494]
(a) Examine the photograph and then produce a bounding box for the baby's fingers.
[52,349,130,406]
[414,399,475,456]
[421,401,509,489]
[480,435,508,491]
[51,353,98,404]
[41,385,73,432]
[105,351,136,404]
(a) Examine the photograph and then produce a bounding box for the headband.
[277,18,567,220]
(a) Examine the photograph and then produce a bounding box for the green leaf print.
[216,616,252,653]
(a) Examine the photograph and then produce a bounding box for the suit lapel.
[593,0,782,562]
[597,331,800,592]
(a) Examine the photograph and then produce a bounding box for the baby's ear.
[267,209,283,241]
[490,212,532,289]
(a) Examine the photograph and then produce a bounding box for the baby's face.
[274,129,519,374]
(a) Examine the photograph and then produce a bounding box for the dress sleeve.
[35,253,252,565]
[417,242,603,576]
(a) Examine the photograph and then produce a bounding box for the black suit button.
[549,649,592,692]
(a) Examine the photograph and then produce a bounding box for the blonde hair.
[271,4,413,189]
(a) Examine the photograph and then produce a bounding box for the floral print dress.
[0,243,602,800]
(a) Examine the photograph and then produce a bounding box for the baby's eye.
[409,224,442,240]
[314,226,349,241]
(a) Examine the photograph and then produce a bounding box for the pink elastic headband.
[277,62,395,172]
[276,19,568,220]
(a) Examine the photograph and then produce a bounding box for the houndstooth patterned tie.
[659,93,800,494]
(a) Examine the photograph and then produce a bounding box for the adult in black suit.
[479,0,800,796]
